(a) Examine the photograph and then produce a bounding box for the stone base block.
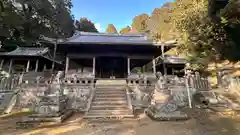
[16,110,73,128]
[30,108,69,118]
[145,109,189,121]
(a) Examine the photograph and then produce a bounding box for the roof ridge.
[77,31,145,37]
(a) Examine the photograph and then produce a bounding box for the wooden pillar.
[127,57,130,76]
[26,60,30,72]
[35,59,39,72]
[43,64,46,71]
[65,57,69,76]
[152,57,156,74]
[161,44,167,76]
[0,59,4,69]
[93,57,96,76]
[8,59,13,73]
[51,41,57,71]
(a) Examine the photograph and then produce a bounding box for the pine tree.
[131,14,149,32]
[105,24,118,33]
[119,26,131,34]
[75,18,98,32]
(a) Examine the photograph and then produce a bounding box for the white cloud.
[94,23,102,32]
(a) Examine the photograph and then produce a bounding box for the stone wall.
[127,73,157,109]
[16,84,47,110]
[14,70,95,112]
[63,85,93,111]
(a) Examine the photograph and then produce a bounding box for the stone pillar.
[65,57,69,76]
[161,44,167,76]
[152,57,156,74]
[26,60,30,72]
[127,57,130,76]
[93,57,96,76]
[43,64,46,71]
[35,59,39,72]
[8,59,13,73]
[51,42,57,71]
[0,59,4,69]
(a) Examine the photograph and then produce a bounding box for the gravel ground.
[0,110,240,135]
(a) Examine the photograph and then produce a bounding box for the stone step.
[92,102,128,106]
[96,87,125,90]
[96,84,126,85]
[94,94,126,98]
[93,100,127,103]
[94,97,126,101]
[91,105,129,110]
[87,110,131,115]
[89,109,130,113]
[96,80,126,84]
[92,103,127,107]
[92,101,127,105]
[86,118,137,123]
[95,91,126,94]
[96,88,125,91]
[95,92,126,95]
[95,93,126,96]
[83,114,134,119]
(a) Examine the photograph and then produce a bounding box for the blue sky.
[71,0,173,32]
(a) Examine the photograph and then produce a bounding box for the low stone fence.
[0,71,95,113]
[186,74,211,91]
[0,75,20,92]
[127,73,157,87]
[127,85,153,109]
[63,84,94,112]
[0,75,21,113]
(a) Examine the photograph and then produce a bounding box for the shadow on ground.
[1,109,240,135]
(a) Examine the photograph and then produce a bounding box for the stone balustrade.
[0,70,94,113]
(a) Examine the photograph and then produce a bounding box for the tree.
[127,0,240,69]
[75,18,98,32]
[132,13,150,33]
[0,0,74,48]
[119,26,131,34]
[105,24,118,33]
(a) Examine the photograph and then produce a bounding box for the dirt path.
[0,111,240,135]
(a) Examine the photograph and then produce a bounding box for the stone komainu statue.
[146,85,189,121]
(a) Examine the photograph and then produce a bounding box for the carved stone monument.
[17,72,72,126]
[146,77,190,121]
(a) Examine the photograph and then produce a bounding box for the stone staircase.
[84,80,134,119]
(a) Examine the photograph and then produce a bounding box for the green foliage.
[75,18,98,33]
[0,0,74,48]
[105,24,118,33]
[131,13,149,33]
[119,26,131,34]
[135,0,240,69]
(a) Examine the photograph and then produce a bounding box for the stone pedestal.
[146,86,190,121]
[33,94,68,117]
[17,78,72,126]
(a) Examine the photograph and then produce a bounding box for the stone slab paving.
[1,110,240,135]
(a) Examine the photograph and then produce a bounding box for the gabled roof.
[0,47,49,56]
[60,31,151,45]
[160,55,187,64]
[59,31,176,46]
[40,31,177,47]
[0,47,63,65]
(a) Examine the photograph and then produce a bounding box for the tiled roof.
[60,31,176,46]
[159,55,187,64]
[0,47,63,64]
[61,31,151,45]
[157,55,187,64]
[40,31,177,47]
[0,47,49,56]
